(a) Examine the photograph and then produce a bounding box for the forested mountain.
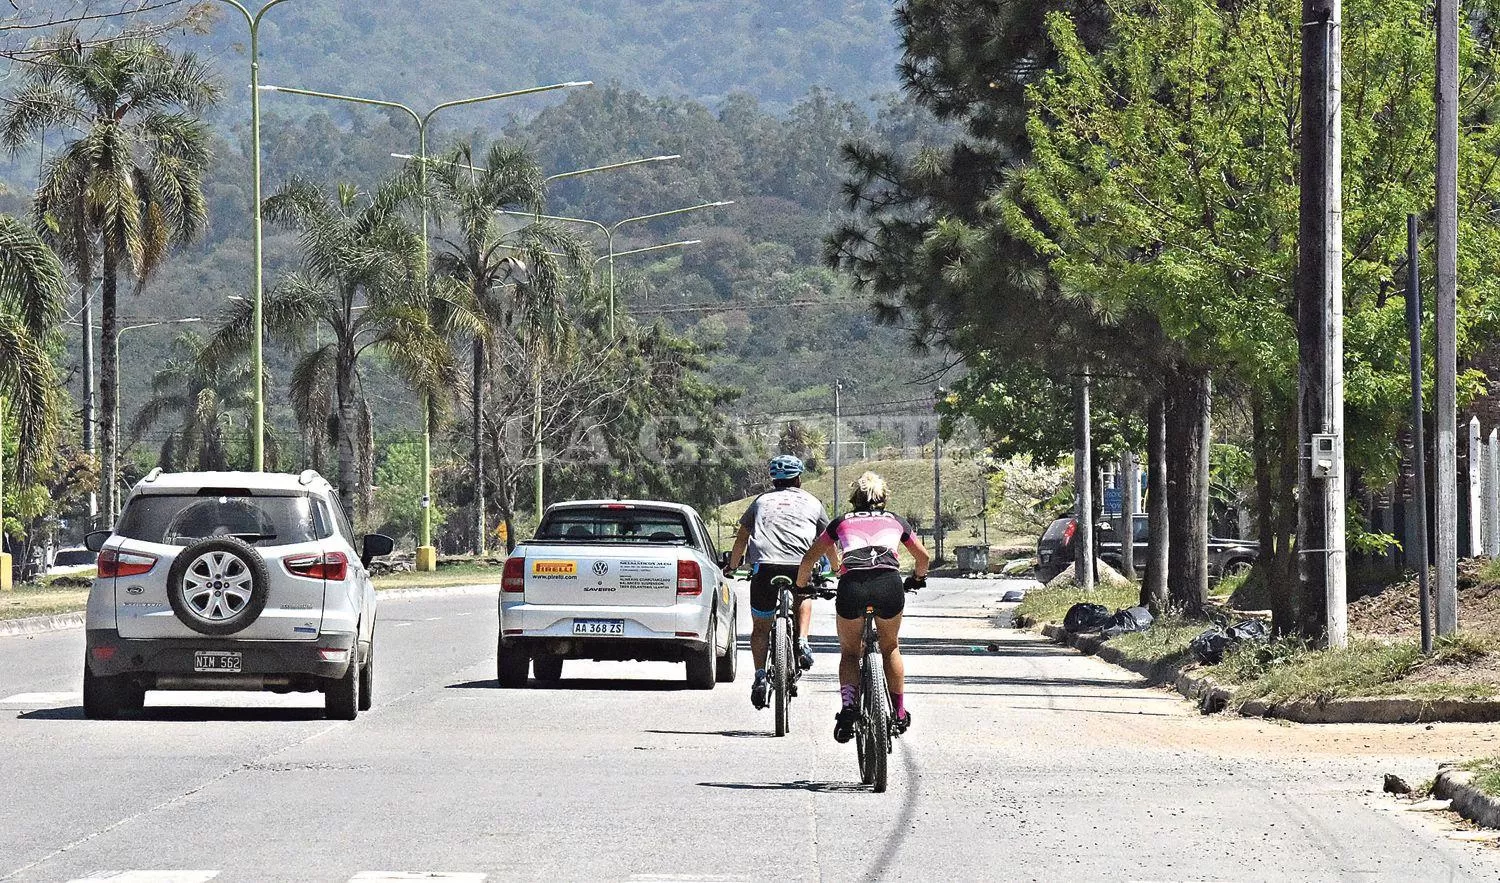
[196,0,899,113]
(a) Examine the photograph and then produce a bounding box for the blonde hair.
[849,471,888,510]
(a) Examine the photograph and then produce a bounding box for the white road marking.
[349,874,487,882]
[0,692,79,705]
[422,617,442,621]
[455,612,472,617]
[67,873,218,883]
[395,622,413,627]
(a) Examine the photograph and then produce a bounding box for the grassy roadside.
[1460,757,1500,798]
[1016,582,1500,705]
[0,562,499,622]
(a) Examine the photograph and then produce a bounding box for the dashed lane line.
[67,873,218,883]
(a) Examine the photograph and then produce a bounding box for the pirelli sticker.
[532,560,578,579]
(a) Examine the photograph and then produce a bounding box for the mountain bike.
[854,579,921,793]
[767,574,833,737]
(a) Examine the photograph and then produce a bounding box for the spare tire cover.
[166,536,271,636]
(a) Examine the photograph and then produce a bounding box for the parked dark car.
[1036,513,1257,583]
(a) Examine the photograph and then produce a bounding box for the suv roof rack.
[298,469,321,486]
[143,467,163,483]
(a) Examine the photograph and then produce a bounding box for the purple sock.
[840,684,857,708]
[892,693,905,716]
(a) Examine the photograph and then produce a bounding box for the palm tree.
[128,331,260,472]
[0,215,67,467]
[1,28,218,516]
[218,172,452,525]
[426,141,591,553]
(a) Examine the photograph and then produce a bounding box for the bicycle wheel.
[773,616,790,737]
[863,649,890,792]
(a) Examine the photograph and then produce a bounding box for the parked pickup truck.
[497,499,739,689]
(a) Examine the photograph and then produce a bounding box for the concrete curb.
[0,611,86,638]
[1435,769,1500,829]
[1033,622,1500,724]
[0,583,497,640]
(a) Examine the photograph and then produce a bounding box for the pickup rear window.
[536,506,692,544]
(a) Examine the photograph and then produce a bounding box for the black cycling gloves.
[903,575,926,592]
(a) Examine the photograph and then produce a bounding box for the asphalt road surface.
[2,578,1499,882]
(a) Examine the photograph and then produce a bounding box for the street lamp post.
[261,79,592,569]
[211,0,299,474]
[499,201,734,336]
[111,318,203,522]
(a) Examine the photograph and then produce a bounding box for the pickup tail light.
[502,556,525,593]
[677,559,703,596]
[285,551,348,582]
[98,549,157,578]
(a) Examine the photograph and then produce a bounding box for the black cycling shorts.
[750,564,803,617]
[835,569,905,620]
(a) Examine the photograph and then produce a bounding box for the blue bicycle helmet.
[768,455,805,481]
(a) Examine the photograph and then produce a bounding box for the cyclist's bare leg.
[750,617,772,670]
[875,614,906,717]
[796,596,813,642]
[835,614,863,700]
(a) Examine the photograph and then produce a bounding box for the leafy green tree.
[219,172,451,525]
[374,440,443,545]
[1001,0,1500,632]
[1,29,218,516]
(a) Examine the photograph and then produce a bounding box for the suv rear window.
[536,506,692,544]
[116,493,328,547]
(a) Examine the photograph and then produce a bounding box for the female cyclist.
[796,471,929,741]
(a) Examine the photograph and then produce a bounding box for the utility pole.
[933,428,944,564]
[1406,214,1434,654]
[1435,0,1460,635]
[1121,451,1139,580]
[80,287,98,525]
[1470,417,1484,557]
[1075,370,1095,590]
[1487,429,1500,557]
[1297,0,1346,647]
[833,380,842,516]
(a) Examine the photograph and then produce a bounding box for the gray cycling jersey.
[739,487,830,568]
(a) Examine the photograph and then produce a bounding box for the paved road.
[1,578,1498,882]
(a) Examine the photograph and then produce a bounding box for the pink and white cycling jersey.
[826,509,914,572]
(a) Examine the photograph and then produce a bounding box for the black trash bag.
[1190,626,1234,664]
[1100,605,1154,639]
[1063,602,1114,634]
[1228,619,1269,643]
[1190,617,1270,664]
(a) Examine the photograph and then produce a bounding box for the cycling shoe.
[788,681,799,698]
[833,706,859,743]
[894,710,911,735]
[797,642,814,671]
[750,674,768,710]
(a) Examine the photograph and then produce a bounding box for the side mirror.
[719,550,732,568]
[361,533,395,565]
[84,530,111,553]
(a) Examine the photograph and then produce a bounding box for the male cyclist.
[796,471,929,741]
[726,455,832,710]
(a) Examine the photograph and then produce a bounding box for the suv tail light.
[677,559,703,596]
[285,551,348,581]
[98,549,157,578]
[1061,519,1077,545]
[502,556,525,593]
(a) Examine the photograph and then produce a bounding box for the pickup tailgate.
[522,544,681,607]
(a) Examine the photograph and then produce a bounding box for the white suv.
[82,469,392,720]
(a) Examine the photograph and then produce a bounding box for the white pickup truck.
[497,499,740,689]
